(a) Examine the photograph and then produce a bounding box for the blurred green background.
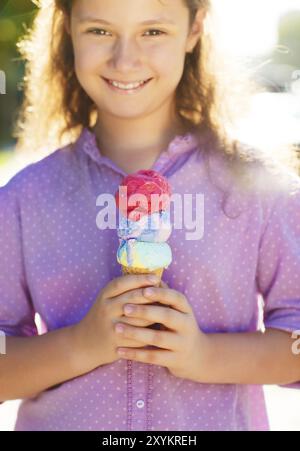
[0,0,37,151]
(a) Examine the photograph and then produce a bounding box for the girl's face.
[69,0,203,121]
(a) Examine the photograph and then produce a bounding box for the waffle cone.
[121,265,164,280]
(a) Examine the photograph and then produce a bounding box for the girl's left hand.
[115,281,211,382]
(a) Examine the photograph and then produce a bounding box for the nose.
[110,37,142,71]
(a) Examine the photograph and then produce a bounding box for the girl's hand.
[115,285,211,382]
[120,278,168,328]
[71,274,164,373]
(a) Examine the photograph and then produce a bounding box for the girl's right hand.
[70,274,164,372]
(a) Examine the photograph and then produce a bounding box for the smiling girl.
[0,0,300,432]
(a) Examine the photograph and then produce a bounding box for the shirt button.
[136,399,145,409]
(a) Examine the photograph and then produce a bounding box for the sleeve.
[0,181,38,339]
[0,180,38,405]
[256,183,300,389]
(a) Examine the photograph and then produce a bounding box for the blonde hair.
[14,0,299,180]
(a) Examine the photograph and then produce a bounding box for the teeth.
[109,80,146,90]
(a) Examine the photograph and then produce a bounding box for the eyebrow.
[78,17,176,26]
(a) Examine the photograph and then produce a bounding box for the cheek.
[154,56,185,84]
[72,36,105,73]
[148,41,186,75]
[74,48,101,74]
[73,50,100,97]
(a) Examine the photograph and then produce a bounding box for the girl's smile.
[101,76,153,95]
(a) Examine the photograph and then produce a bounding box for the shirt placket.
[126,359,154,431]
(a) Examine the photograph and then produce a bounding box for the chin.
[100,105,150,119]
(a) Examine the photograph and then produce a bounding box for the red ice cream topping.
[115,170,172,221]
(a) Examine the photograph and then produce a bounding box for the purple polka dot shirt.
[0,128,300,431]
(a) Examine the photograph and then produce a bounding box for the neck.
[91,105,188,174]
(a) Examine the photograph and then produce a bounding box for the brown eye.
[144,29,165,37]
[87,28,110,36]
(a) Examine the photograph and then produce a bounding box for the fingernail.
[144,288,154,296]
[116,324,125,333]
[124,304,135,314]
[147,275,159,284]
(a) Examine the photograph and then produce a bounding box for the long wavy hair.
[14,0,299,194]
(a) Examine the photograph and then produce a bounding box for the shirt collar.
[76,126,200,176]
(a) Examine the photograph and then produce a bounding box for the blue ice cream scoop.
[117,210,172,243]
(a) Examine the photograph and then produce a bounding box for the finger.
[117,346,174,366]
[117,337,149,348]
[109,287,164,318]
[142,287,191,314]
[119,316,155,328]
[122,303,185,332]
[115,323,181,351]
[102,274,160,298]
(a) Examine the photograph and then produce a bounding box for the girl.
[0,0,300,431]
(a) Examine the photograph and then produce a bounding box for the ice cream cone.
[121,265,164,280]
[115,170,172,285]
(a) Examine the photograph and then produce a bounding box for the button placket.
[129,361,149,431]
